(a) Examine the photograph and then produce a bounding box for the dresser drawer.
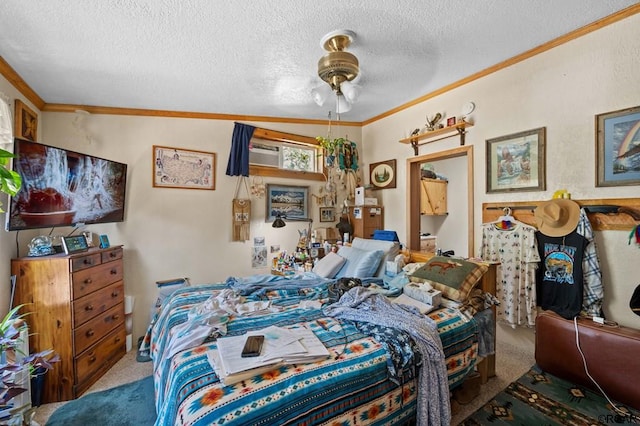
[74,303,124,355]
[72,260,123,299]
[101,247,123,264]
[70,253,102,272]
[75,327,126,389]
[73,281,124,326]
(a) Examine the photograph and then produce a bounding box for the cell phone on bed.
[241,335,264,357]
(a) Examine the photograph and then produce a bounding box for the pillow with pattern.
[408,256,488,302]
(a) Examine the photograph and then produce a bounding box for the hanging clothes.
[534,198,586,320]
[576,208,604,317]
[535,230,588,319]
[480,220,540,328]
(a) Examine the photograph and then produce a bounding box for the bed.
[144,241,497,426]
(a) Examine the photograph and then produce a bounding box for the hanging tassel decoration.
[232,177,251,242]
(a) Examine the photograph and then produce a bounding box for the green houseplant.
[0,147,21,212]
[0,306,59,422]
[315,136,346,168]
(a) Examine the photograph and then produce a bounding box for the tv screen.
[5,138,127,231]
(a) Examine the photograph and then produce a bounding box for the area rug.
[45,376,155,426]
[460,365,640,425]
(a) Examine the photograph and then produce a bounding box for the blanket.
[323,286,451,426]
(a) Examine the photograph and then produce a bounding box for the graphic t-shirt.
[535,230,588,319]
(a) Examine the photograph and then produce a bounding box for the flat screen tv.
[5,138,127,231]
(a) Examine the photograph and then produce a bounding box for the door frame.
[406,145,474,257]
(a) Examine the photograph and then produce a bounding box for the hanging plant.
[0,148,21,213]
[315,136,346,167]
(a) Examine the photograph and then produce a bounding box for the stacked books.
[208,325,330,385]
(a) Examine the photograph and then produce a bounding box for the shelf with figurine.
[399,118,474,155]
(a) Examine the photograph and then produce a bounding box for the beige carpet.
[33,341,534,425]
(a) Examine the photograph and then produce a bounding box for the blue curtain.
[226,122,255,176]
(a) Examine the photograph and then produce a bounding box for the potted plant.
[0,147,21,212]
[0,306,59,424]
[315,136,346,168]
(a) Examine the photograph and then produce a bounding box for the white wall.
[363,13,640,349]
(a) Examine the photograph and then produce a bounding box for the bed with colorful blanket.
[146,250,496,425]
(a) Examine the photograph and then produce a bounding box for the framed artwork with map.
[153,145,216,190]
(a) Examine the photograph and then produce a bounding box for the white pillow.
[351,237,400,277]
[312,252,347,278]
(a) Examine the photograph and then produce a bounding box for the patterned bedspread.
[147,279,478,425]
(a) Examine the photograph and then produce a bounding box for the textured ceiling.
[0,1,638,122]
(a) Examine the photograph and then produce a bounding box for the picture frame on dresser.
[62,235,89,254]
[595,105,640,187]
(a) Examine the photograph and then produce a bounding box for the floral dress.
[480,222,540,327]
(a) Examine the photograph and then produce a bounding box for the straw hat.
[534,199,580,237]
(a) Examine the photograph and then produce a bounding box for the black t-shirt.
[535,230,588,319]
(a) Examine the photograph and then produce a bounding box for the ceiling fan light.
[340,81,360,103]
[311,86,328,106]
[336,93,351,114]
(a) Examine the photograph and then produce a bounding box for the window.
[248,128,326,181]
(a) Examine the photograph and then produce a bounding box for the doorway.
[406,145,474,257]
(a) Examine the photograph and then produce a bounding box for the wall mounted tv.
[5,138,127,231]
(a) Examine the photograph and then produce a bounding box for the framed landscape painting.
[265,184,309,222]
[486,127,546,194]
[596,105,640,187]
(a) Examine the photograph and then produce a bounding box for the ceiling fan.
[311,30,361,114]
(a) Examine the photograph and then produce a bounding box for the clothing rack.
[482,197,640,231]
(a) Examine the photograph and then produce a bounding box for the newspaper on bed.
[211,325,330,384]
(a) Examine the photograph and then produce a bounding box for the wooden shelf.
[399,120,474,155]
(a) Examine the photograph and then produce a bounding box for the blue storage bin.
[373,230,399,242]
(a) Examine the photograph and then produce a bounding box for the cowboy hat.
[534,199,580,237]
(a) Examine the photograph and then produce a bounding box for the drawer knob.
[86,329,95,337]
[110,269,117,275]
[112,314,120,321]
[111,291,119,298]
[83,259,93,265]
[89,355,97,363]
[110,252,117,258]
[84,278,93,284]
[85,305,94,311]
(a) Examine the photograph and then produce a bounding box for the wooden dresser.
[11,246,126,403]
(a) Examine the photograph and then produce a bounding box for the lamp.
[272,214,314,248]
[312,30,360,114]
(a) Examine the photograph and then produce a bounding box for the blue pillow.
[334,246,384,278]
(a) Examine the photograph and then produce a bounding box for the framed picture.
[62,235,89,254]
[319,207,336,222]
[596,105,640,187]
[446,117,456,127]
[369,159,396,189]
[14,99,38,141]
[486,127,546,193]
[153,145,216,190]
[265,184,309,222]
[99,234,110,249]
